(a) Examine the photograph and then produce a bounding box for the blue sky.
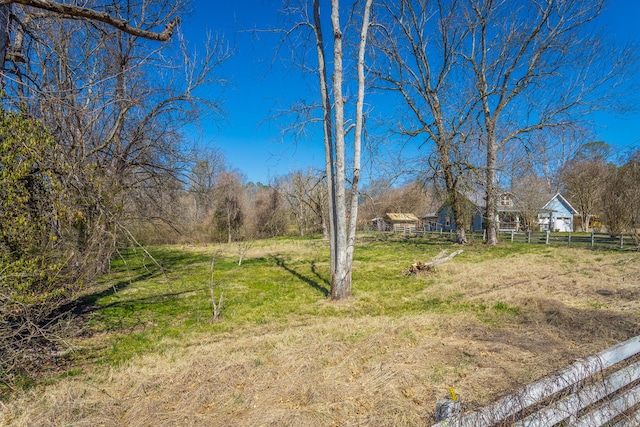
[182,0,640,185]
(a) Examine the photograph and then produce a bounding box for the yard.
[2,235,639,426]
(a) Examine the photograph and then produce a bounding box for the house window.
[499,194,512,207]
[445,215,450,227]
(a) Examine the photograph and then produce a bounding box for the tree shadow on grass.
[111,247,212,274]
[57,272,153,318]
[311,261,330,287]
[273,257,329,297]
[67,247,212,317]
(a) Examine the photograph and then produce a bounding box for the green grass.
[75,235,569,366]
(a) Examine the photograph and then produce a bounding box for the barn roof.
[384,213,419,222]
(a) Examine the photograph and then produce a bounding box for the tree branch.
[2,0,179,41]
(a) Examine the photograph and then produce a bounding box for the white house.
[538,193,579,232]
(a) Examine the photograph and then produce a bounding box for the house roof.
[384,213,419,222]
[436,190,519,213]
[542,193,579,215]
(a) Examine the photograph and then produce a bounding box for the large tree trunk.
[450,192,468,245]
[485,134,499,245]
[312,0,340,297]
[329,0,350,300]
[313,0,372,300]
[344,0,372,291]
[321,215,328,240]
[582,213,592,232]
[441,140,467,245]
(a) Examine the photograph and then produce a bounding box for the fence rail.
[503,231,637,249]
[385,228,638,249]
[433,336,640,426]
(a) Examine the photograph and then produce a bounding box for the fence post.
[621,234,624,249]
[511,230,514,242]
[546,230,550,245]
[591,232,595,248]
[568,232,571,247]
[483,229,486,242]
[527,231,531,244]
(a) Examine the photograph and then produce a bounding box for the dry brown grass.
[2,245,639,426]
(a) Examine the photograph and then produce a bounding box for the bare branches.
[370,0,478,244]
[373,0,635,246]
[277,169,328,238]
[0,0,230,386]
[1,0,179,41]
[457,0,631,244]
[279,0,374,299]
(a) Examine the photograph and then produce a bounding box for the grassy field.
[2,234,640,426]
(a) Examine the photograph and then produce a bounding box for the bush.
[0,109,79,390]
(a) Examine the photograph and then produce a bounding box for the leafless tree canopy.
[278,169,328,238]
[371,0,637,244]
[0,0,231,387]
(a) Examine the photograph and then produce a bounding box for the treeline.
[562,145,640,234]
[126,164,329,245]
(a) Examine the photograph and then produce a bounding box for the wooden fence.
[502,231,637,249]
[388,228,638,249]
[433,336,640,426]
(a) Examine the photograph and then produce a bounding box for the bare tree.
[0,0,229,385]
[526,128,588,193]
[0,0,179,75]
[281,0,373,299]
[372,0,635,245]
[602,150,640,237]
[252,185,288,238]
[461,0,633,245]
[318,0,373,299]
[560,142,611,231]
[278,169,328,238]
[512,173,552,231]
[189,147,227,223]
[359,180,436,226]
[208,249,224,322]
[9,1,229,250]
[371,0,479,244]
[212,171,246,244]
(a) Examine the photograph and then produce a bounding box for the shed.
[384,213,419,232]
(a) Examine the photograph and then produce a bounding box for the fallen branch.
[403,249,463,275]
